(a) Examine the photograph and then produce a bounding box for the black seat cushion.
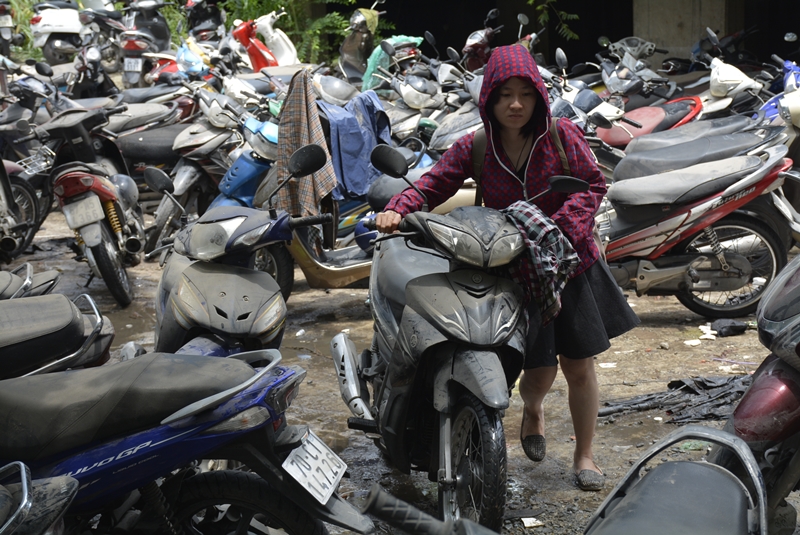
[120,85,180,104]
[625,115,754,154]
[114,123,187,164]
[587,461,750,535]
[0,353,255,461]
[0,294,84,379]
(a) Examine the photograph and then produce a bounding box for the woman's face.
[492,76,537,132]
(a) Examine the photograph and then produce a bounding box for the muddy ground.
[18,211,798,534]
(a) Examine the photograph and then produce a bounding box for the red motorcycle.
[232,18,278,71]
[461,8,502,72]
[599,145,792,318]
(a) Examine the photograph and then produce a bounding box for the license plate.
[62,196,105,229]
[124,57,143,72]
[282,430,346,505]
[0,14,12,27]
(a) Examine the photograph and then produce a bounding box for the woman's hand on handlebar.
[376,210,402,234]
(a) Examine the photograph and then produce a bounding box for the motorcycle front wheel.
[675,215,786,318]
[173,470,327,535]
[91,222,134,307]
[438,392,506,531]
[254,244,294,302]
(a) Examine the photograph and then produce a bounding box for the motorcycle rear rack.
[18,145,55,175]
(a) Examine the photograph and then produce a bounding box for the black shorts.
[524,260,640,369]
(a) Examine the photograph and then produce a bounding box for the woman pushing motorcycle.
[375,44,639,491]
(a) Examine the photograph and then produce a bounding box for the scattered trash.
[297,354,312,360]
[599,362,617,368]
[699,324,717,336]
[679,440,709,451]
[295,329,306,337]
[710,319,749,337]
[699,334,716,340]
[614,350,635,354]
[653,417,663,422]
[718,364,748,375]
[612,445,632,452]
[684,340,702,346]
[659,342,670,350]
[341,328,351,334]
[522,517,545,528]
[600,375,752,423]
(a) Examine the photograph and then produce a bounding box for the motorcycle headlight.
[252,292,287,343]
[488,234,526,267]
[186,216,246,260]
[428,220,483,267]
[233,222,271,248]
[173,276,211,329]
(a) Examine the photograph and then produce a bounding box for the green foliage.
[10,0,41,60]
[528,0,579,41]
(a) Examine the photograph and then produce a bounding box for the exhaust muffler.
[124,236,143,254]
[0,236,19,252]
[331,333,372,419]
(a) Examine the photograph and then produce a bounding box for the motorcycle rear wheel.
[9,176,39,257]
[144,198,181,255]
[438,392,506,531]
[173,470,327,535]
[675,215,786,318]
[98,32,122,74]
[91,223,134,307]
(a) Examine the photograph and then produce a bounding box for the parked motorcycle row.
[3,3,800,534]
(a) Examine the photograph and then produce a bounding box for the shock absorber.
[139,481,183,535]
[103,200,124,245]
[702,226,730,271]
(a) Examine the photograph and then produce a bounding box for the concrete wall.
[633,0,734,67]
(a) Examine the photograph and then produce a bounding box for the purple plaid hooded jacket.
[385,44,607,277]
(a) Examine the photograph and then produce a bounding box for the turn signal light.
[122,39,150,50]
[30,15,42,25]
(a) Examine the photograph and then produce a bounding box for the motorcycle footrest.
[347,417,378,433]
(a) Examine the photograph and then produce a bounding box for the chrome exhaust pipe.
[124,236,143,254]
[0,236,19,252]
[52,40,78,54]
[331,333,372,419]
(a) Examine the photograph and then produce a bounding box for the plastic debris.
[612,445,632,452]
[522,517,545,528]
[684,339,702,346]
[297,354,312,360]
[599,362,617,368]
[710,318,749,337]
[295,329,306,337]
[699,334,716,340]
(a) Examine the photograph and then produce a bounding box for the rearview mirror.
[288,144,327,178]
[143,167,174,194]
[555,48,568,71]
[370,144,408,178]
[35,62,53,78]
[380,40,396,58]
[447,47,461,63]
[424,31,436,47]
[706,27,720,47]
[589,112,613,129]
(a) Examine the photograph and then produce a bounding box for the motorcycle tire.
[255,244,294,302]
[173,470,328,535]
[43,35,74,65]
[438,392,506,531]
[675,214,786,318]
[9,176,39,257]
[0,38,10,59]
[91,223,134,307]
[98,33,122,74]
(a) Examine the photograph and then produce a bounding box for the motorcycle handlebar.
[13,131,37,144]
[288,213,334,230]
[621,116,643,128]
[772,54,786,66]
[104,105,128,116]
[654,47,669,54]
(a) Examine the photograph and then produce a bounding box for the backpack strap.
[472,127,487,206]
[549,117,571,176]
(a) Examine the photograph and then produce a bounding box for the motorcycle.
[0,0,23,58]
[253,8,299,66]
[460,8,502,72]
[330,145,589,528]
[77,4,126,74]
[119,0,173,88]
[143,144,332,354]
[704,249,800,534]
[599,145,791,318]
[30,0,82,65]
[15,105,146,306]
[0,263,60,300]
[0,461,79,535]
[0,347,374,535]
[184,0,225,48]
[337,0,385,85]
[0,291,115,379]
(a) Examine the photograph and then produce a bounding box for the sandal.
[574,464,605,491]
[520,408,546,462]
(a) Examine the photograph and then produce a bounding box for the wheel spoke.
[234,509,255,535]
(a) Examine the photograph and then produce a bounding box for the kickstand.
[85,273,95,288]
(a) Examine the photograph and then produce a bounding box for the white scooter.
[31,0,116,65]
[254,8,299,66]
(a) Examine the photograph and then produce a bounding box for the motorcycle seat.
[613,132,768,181]
[119,84,182,104]
[106,102,178,133]
[625,114,755,154]
[376,236,448,321]
[0,294,85,379]
[82,7,122,19]
[51,161,114,178]
[607,155,762,224]
[367,168,428,211]
[114,122,189,163]
[0,353,255,461]
[72,96,118,110]
[586,461,749,535]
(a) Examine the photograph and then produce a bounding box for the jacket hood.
[478,45,551,141]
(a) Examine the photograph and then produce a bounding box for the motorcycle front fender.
[171,159,204,196]
[432,347,511,412]
[0,29,11,40]
[78,222,103,248]
[123,71,141,85]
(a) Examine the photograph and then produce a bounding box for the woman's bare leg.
[518,366,558,437]
[559,356,601,474]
